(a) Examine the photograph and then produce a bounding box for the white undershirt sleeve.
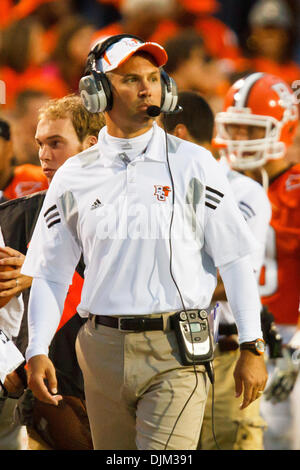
[25,278,69,362]
[218,254,263,344]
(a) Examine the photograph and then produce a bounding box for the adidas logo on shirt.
[205,186,224,210]
[91,198,102,210]
[44,204,61,229]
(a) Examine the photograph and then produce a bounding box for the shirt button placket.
[127,162,137,194]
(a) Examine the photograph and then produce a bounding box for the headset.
[79,34,179,114]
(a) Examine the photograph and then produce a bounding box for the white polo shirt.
[217,158,272,324]
[22,123,258,317]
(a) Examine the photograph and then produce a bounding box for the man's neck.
[105,115,154,139]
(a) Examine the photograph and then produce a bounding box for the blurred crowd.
[0,0,300,172]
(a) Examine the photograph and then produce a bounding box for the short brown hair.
[162,91,214,144]
[38,94,105,142]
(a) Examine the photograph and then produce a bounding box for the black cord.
[162,120,220,452]
[210,362,222,450]
[162,123,200,451]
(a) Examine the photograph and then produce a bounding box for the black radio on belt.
[171,309,214,366]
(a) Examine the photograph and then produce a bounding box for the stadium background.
[0,0,299,167]
[0,0,300,451]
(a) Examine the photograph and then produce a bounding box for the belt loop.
[89,314,98,330]
[162,312,172,331]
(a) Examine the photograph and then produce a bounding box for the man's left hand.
[234,350,268,409]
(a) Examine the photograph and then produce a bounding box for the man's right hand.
[27,355,63,406]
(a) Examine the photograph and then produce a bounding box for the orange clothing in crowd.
[42,26,59,57]
[96,0,219,14]
[152,17,243,63]
[249,57,300,86]
[0,0,12,27]
[97,0,121,7]
[3,164,48,200]
[260,164,300,325]
[92,17,244,69]
[0,0,56,26]
[91,22,123,45]
[0,65,69,109]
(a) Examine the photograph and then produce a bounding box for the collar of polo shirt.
[98,123,169,167]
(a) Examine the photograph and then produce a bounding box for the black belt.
[218,323,238,336]
[90,314,165,332]
[217,323,239,351]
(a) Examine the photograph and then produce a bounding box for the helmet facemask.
[214,107,286,170]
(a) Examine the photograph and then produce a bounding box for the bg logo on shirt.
[154,185,172,201]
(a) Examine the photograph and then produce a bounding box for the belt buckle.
[118,316,136,331]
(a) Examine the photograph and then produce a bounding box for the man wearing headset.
[21,35,267,450]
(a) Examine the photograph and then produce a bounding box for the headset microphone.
[146,105,183,117]
[146,105,161,117]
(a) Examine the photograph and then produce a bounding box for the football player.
[214,72,300,450]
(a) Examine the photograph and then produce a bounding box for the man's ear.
[82,135,98,149]
[173,123,189,140]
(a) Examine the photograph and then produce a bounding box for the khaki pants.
[198,346,266,450]
[75,315,209,450]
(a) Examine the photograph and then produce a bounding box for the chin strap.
[260,167,269,192]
